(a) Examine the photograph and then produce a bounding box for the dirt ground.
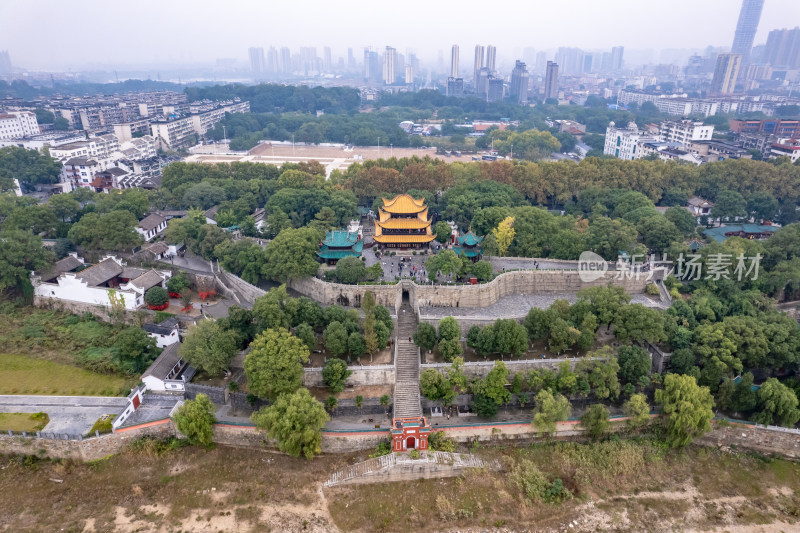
[248,142,477,163]
[2,437,800,532]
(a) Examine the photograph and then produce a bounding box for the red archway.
[406,436,416,449]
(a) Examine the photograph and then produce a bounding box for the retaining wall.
[303,364,395,388]
[419,357,597,378]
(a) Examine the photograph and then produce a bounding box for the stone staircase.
[393,301,422,418]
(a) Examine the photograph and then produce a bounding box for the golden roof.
[381,194,427,214]
[376,218,431,230]
[373,234,436,243]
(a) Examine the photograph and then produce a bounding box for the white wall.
[34,275,142,310]
[149,329,180,348]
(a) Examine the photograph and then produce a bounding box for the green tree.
[67,211,142,251]
[532,389,572,436]
[323,321,349,357]
[434,221,452,244]
[334,256,367,284]
[473,394,499,417]
[613,304,665,343]
[580,404,610,441]
[348,331,366,358]
[180,320,238,377]
[655,374,715,447]
[413,323,437,352]
[0,146,62,190]
[113,327,157,374]
[475,324,496,357]
[617,345,652,387]
[166,272,191,294]
[251,388,329,459]
[548,318,580,354]
[623,393,651,428]
[245,329,310,401]
[636,215,681,254]
[295,323,317,352]
[471,260,493,281]
[420,368,455,405]
[47,194,81,222]
[747,191,779,222]
[262,226,322,282]
[322,358,352,393]
[753,378,800,428]
[585,216,638,260]
[437,316,460,342]
[493,319,529,357]
[0,230,54,296]
[665,206,697,236]
[712,190,747,222]
[578,285,631,328]
[438,337,463,362]
[173,394,217,449]
[253,284,293,332]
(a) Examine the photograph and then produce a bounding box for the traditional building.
[391,416,432,452]
[373,194,435,249]
[453,231,485,261]
[317,230,364,265]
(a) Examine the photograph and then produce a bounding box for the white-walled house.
[141,342,195,392]
[32,255,171,311]
[143,316,180,348]
[136,213,168,242]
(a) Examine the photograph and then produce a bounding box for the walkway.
[393,301,421,418]
[0,395,128,435]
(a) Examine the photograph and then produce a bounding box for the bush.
[145,286,169,307]
[410,449,420,459]
[645,283,660,296]
[166,272,191,294]
[428,430,456,452]
[369,440,392,457]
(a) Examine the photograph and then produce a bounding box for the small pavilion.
[391,416,432,452]
[317,229,363,265]
[453,231,484,261]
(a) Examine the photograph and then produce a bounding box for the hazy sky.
[2,0,799,70]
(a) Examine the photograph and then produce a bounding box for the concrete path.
[0,395,128,435]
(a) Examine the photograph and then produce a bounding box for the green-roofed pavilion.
[704,224,778,244]
[453,231,485,261]
[318,230,364,265]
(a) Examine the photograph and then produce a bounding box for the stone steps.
[393,301,421,419]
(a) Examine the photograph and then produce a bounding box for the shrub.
[410,449,420,459]
[369,440,392,457]
[428,430,456,452]
[145,287,169,307]
[645,283,660,296]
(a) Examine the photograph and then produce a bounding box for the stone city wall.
[303,364,395,388]
[289,270,649,314]
[419,357,593,379]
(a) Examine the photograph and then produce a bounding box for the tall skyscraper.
[0,51,12,81]
[450,45,459,77]
[405,65,414,85]
[487,77,504,103]
[267,47,279,73]
[486,45,497,73]
[611,46,624,70]
[383,46,397,84]
[473,45,485,88]
[323,47,332,72]
[248,47,266,77]
[711,53,742,94]
[510,60,529,105]
[348,48,356,70]
[731,0,764,63]
[544,61,559,102]
[280,47,291,74]
[764,27,800,68]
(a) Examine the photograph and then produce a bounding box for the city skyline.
[1,0,798,71]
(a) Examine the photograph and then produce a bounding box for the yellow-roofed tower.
[373,194,435,249]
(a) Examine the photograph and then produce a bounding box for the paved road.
[0,395,128,435]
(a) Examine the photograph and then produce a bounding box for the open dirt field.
[2,437,800,532]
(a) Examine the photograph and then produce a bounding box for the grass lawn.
[0,354,137,396]
[0,412,49,432]
[88,415,116,435]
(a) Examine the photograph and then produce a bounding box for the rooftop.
[74,257,123,286]
[138,213,167,231]
[381,194,427,214]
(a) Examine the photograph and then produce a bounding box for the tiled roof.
[75,258,123,286]
[322,230,360,248]
[141,342,183,380]
[457,231,484,247]
[38,255,84,282]
[704,224,778,243]
[376,218,431,230]
[373,234,436,243]
[130,270,165,291]
[381,194,426,214]
[138,213,167,231]
[121,266,148,279]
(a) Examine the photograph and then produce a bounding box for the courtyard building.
[373,194,435,250]
[317,229,364,265]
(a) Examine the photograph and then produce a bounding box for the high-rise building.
[544,61,559,102]
[486,45,497,73]
[323,47,332,72]
[510,60,529,105]
[475,67,490,98]
[405,65,414,85]
[731,0,764,63]
[487,77,504,103]
[611,46,624,70]
[383,46,397,84]
[473,45,485,88]
[280,47,292,74]
[450,45,459,78]
[711,53,741,94]
[348,48,356,70]
[764,27,800,69]
[447,77,464,97]
[267,47,279,73]
[248,47,266,77]
[0,51,11,81]
[535,51,547,74]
